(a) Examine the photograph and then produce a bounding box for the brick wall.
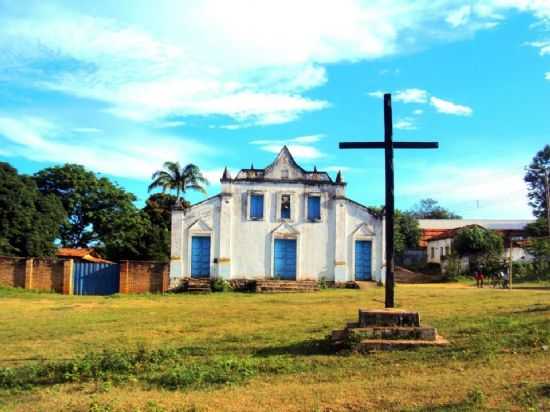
[119,260,169,294]
[1,256,168,294]
[31,259,65,292]
[0,256,70,293]
[0,256,26,288]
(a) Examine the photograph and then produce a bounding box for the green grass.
[0,284,549,411]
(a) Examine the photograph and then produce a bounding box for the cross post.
[340,93,438,308]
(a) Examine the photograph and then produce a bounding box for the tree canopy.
[410,198,461,219]
[524,144,549,222]
[149,162,208,202]
[394,211,421,257]
[0,163,65,256]
[33,164,150,260]
[452,226,504,272]
[137,193,190,261]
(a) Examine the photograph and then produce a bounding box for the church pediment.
[353,223,375,237]
[272,222,300,237]
[187,218,212,233]
[263,146,306,180]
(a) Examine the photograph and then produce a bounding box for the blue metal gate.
[355,240,372,281]
[73,262,120,295]
[274,239,296,280]
[191,236,211,278]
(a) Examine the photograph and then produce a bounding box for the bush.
[211,278,231,292]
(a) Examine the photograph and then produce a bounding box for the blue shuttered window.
[307,195,321,221]
[250,194,264,219]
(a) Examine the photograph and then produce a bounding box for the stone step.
[358,336,449,352]
[185,278,212,293]
[256,281,318,286]
[257,287,319,293]
[187,288,211,293]
[358,309,420,327]
[256,284,320,293]
[349,326,437,341]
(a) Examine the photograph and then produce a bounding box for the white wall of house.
[427,238,453,263]
[426,239,533,264]
[170,147,384,285]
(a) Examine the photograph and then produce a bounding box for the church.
[170,146,385,286]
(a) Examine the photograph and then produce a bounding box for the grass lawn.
[0,283,549,412]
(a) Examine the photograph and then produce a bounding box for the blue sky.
[0,0,549,218]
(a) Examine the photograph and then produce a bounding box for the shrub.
[211,278,231,292]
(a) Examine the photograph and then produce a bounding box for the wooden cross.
[339,93,438,308]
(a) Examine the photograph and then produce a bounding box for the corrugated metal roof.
[418,219,534,231]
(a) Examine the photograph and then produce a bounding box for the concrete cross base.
[330,309,449,352]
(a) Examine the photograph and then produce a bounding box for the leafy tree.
[395,211,421,257]
[410,198,461,219]
[0,163,65,256]
[524,238,550,280]
[525,218,549,237]
[524,144,550,223]
[148,162,209,202]
[138,193,190,261]
[367,206,420,257]
[453,226,504,273]
[33,164,149,260]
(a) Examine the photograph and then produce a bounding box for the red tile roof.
[56,248,112,263]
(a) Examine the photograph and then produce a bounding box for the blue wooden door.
[191,236,211,278]
[73,262,120,295]
[355,240,372,280]
[274,239,296,280]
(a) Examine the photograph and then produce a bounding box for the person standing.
[474,270,484,288]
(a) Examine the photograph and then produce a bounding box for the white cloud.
[155,120,186,128]
[394,88,429,104]
[1,0,549,127]
[545,71,550,80]
[413,109,424,115]
[527,40,550,55]
[394,118,416,130]
[260,144,324,160]
[368,89,472,117]
[0,116,214,180]
[250,134,324,145]
[250,134,325,159]
[430,96,473,116]
[72,127,102,133]
[368,90,385,99]
[401,164,531,218]
[446,5,472,27]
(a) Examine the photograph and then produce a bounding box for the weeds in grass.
[413,388,485,411]
[0,346,308,392]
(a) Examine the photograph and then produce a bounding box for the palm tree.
[148,162,209,204]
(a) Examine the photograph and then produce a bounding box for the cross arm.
[339,142,439,149]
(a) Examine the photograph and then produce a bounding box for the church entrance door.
[355,240,372,280]
[191,236,211,278]
[274,239,296,280]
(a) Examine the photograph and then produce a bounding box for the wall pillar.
[119,260,129,294]
[334,198,347,282]
[62,259,74,295]
[217,192,232,279]
[24,258,33,289]
[169,207,186,287]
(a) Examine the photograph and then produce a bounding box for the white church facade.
[170,147,385,285]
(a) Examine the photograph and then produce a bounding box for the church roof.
[223,146,344,186]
